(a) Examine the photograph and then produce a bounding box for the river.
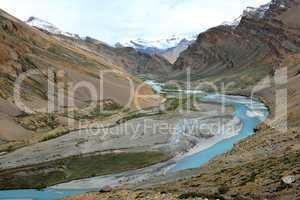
[0,82,269,200]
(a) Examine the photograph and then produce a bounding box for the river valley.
[0,81,269,200]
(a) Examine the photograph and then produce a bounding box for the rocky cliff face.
[114,47,173,76]
[173,0,300,89]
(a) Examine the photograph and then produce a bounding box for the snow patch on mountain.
[222,1,272,28]
[118,34,197,50]
[26,16,80,39]
[243,1,271,19]
[222,16,242,27]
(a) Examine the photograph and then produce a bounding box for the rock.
[136,192,147,198]
[254,123,270,132]
[281,175,296,185]
[99,185,112,193]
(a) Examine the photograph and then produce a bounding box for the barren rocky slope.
[34,31,173,80]
[173,0,300,89]
[0,9,163,149]
[160,38,195,64]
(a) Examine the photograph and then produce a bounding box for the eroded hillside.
[173,0,300,91]
[0,9,163,149]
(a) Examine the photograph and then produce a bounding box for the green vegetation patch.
[165,95,202,112]
[165,98,180,111]
[65,99,123,120]
[117,109,163,124]
[162,84,182,91]
[0,151,170,189]
[39,127,70,142]
[0,77,14,99]
[19,56,37,70]
[16,113,59,132]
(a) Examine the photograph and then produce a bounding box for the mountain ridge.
[173,0,300,90]
[116,34,197,63]
[25,16,196,64]
[26,16,82,39]
[25,16,173,76]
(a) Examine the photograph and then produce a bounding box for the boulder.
[281,175,296,185]
[99,185,112,193]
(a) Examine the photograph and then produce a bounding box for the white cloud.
[0,0,271,44]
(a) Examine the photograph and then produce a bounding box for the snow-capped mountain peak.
[119,34,197,50]
[26,16,62,34]
[26,16,80,39]
[116,34,197,63]
[243,2,271,19]
[222,1,272,28]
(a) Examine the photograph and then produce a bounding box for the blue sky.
[0,0,270,44]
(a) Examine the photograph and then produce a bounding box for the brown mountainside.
[0,9,162,143]
[36,31,173,80]
[173,0,300,90]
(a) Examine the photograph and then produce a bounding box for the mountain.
[26,17,195,64]
[26,16,81,39]
[221,16,242,27]
[173,0,300,90]
[242,2,272,19]
[160,38,195,63]
[117,34,197,63]
[119,34,196,51]
[26,17,172,78]
[80,37,173,78]
[0,9,164,145]
[222,2,273,27]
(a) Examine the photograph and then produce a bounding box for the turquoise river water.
[0,88,269,200]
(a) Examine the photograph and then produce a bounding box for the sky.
[0,0,270,44]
